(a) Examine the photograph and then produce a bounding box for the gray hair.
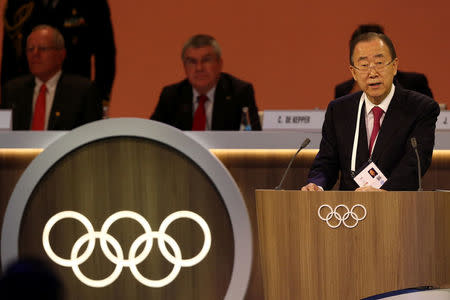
[349,32,397,66]
[30,25,65,49]
[181,34,221,60]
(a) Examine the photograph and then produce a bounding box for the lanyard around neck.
[351,95,365,176]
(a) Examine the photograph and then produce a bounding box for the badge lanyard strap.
[351,95,365,177]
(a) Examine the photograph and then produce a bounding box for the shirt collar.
[364,83,395,114]
[193,86,216,104]
[35,70,62,91]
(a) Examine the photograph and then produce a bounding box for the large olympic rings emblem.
[317,204,367,229]
[42,210,211,288]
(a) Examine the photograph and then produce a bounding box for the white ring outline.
[71,231,124,288]
[100,211,153,267]
[129,232,182,288]
[42,211,95,267]
[42,210,211,288]
[158,210,212,267]
[318,204,367,229]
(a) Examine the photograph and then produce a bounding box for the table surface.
[1,130,450,149]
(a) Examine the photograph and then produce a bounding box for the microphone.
[410,137,423,191]
[275,138,311,190]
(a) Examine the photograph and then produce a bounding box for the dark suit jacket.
[2,0,116,100]
[1,73,103,130]
[307,87,439,190]
[151,72,261,130]
[334,71,433,99]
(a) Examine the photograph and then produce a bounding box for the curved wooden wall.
[15,137,234,300]
[2,148,450,300]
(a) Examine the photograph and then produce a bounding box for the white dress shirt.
[193,87,216,130]
[364,84,395,148]
[32,71,62,130]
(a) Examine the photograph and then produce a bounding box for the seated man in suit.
[1,25,102,130]
[302,32,439,191]
[334,24,433,99]
[151,34,261,130]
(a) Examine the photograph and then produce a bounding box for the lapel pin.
[55,111,61,117]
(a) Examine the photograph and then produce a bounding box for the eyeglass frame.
[26,46,62,53]
[183,55,219,68]
[351,58,396,73]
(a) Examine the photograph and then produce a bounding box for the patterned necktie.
[31,84,47,130]
[369,106,384,155]
[192,95,208,130]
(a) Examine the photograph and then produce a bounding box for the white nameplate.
[0,109,12,130]
[263,110,324,130]
[437,111,450,130]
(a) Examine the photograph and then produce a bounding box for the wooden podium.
[255,190,450,300]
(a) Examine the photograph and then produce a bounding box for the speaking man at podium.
[302,32,439,191]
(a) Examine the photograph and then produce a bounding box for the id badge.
[353,161,387,189]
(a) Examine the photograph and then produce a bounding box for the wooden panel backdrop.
[9,137,234,300]
[1,148,450,300]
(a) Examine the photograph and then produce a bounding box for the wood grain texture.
[17,138,234,300]
[256,190,450,300]
[2,149,450,300]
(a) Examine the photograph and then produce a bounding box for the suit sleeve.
[1,84,11,108]
[415,74,434,99]
[306,101,340,190]
[381,98,439,190]
[334,79,354,99]
[91,0,116,100]
[244,84,261,130]
[150,87,171,123]
[81,82,103,125]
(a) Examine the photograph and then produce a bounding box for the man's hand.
[301,183,323,191]
[355,185,385,192]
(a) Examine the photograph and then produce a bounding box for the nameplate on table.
[263,110,324,130]
[0,109,12,130]
[437,111,450,130]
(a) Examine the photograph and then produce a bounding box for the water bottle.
[240,107,252,131]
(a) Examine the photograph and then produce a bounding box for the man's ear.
[59,49,67,64]
[349,65,357,81]
[392,58,399,76]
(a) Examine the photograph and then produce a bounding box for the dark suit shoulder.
[217,72,252,90]
[394,87,438,114]
[160,72,252,95]
[395,71,433,98]
[58,73,94,87]
[328,91,363,110]
[3,75,35,89]
[334,78,355,99]
[396,70,428,82]
[1,75,34,108]
[395,86,435,104]
[160,77,192,96]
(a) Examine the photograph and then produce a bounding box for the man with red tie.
[150,34,261,131]
[302,32,439,191]
[1,25,102,130]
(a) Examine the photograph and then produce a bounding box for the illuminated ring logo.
[317,204,367,228]
[42,210,211,288]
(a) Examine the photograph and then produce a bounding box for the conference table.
[1,129,450,299]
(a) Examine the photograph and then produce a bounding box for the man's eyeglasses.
[352,59,395,73]
[26,46,60,53]
[184,56,217,67]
